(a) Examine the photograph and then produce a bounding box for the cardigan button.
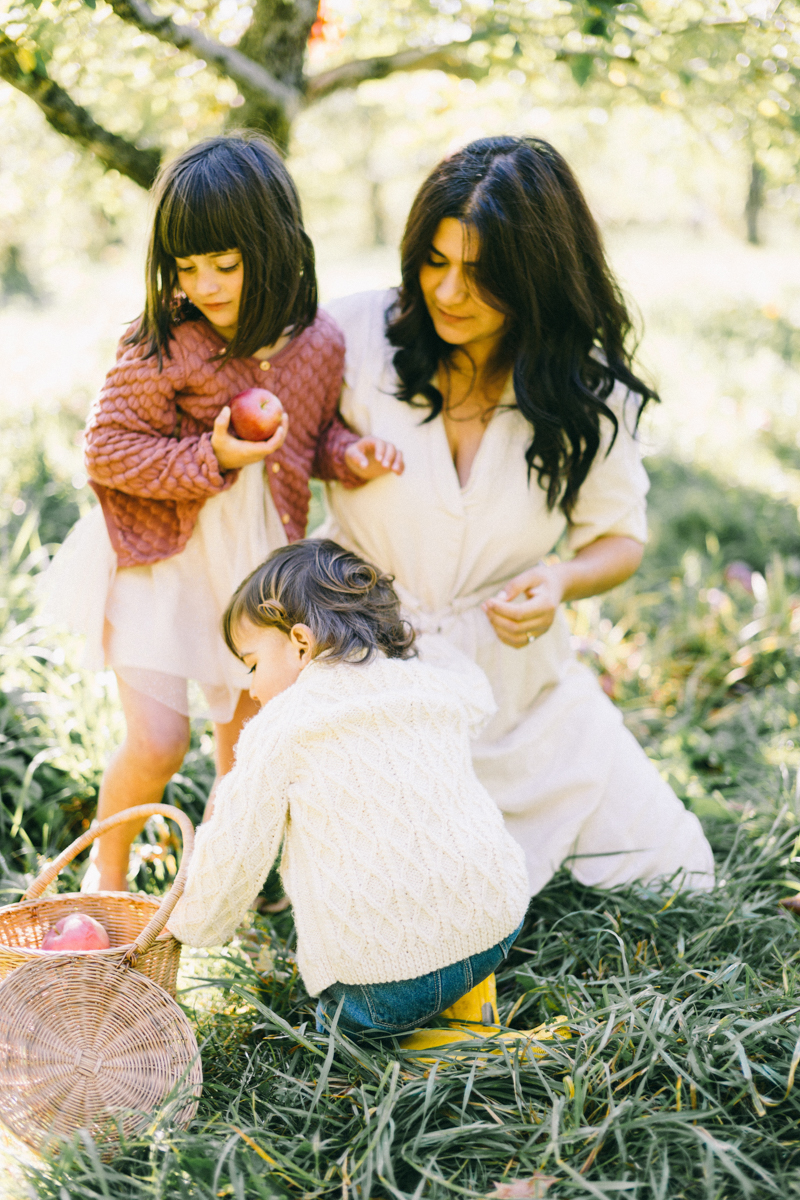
[281,513,290,524]
[259,360,270,371]
[272,462,280,473]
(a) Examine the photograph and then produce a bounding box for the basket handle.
[22,804,195,964]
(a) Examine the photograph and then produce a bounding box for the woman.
[322,136,714,897]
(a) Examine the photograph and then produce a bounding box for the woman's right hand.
[211,406,289,470]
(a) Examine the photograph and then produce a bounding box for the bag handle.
[22,804,195,964]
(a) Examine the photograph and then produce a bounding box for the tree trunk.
[745,160,764,246]
[369,181,387,246]
[230,0,317,149]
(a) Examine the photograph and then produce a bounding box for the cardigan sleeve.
[167,715,290,947]
[84,337,232,503]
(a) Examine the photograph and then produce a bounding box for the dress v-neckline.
[436,405,498,496]
[438,374,514,494]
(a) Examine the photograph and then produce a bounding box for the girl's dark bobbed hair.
[223,539,416,666]
[128,131,317,365]
[388,135,658,517]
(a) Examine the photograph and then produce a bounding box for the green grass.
[17,814,800,1199]
[4,406,800,1194]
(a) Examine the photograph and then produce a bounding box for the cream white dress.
[321,290,714,896]
[41,462,287,724]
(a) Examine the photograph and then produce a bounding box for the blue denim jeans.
[315,920,524,1038]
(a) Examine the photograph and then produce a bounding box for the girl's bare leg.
[203,689,261,822]
[83,675,191,892]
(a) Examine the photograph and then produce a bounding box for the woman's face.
[174,249,243,340]
[419,218,506,350]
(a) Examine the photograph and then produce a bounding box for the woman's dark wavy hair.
[127,131,317,366]
[223,539,416,666]
[388,135,658,516]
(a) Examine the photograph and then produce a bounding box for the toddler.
[168,539,529,1036]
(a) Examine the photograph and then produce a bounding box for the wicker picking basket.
[0,803,195,996]
[0,803,202,1157]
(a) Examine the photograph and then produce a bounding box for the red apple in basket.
[229,389,284,442]
[41,913,110,952]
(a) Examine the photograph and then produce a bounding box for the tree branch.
[305,43,482,101]
[0,33,160,188]
[106,0,300,115]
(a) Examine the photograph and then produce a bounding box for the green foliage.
[2,0,799,215]
[701,303,800,367]
[644,457,800,578]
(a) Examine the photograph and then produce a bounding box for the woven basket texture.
[0,803,196,998]
[0,804,200,1156]
[0,893,180,995]
[0,955,202,1157]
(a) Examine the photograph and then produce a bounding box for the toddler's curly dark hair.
[223,539,416,664]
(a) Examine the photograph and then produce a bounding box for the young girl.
[44,133,402,893]
[168,539,529,1037]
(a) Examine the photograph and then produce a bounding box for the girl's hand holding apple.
[229,388,284,442]
[212,395,289,471]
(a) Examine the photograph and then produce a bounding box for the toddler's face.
[235,619,311,706]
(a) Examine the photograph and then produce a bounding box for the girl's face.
[174,249,243,340]
[235,619,315,707]
[419,218,506,351]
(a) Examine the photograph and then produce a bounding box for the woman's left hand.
[345,436,405,480]
[482,564,566,648]
[482,536,645,649]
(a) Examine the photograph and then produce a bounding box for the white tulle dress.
[41,462,286,724]
[320,290,715,897]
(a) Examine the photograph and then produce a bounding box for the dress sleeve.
[84,337,231,503]
[323,290,397,435]
[168,715,289,948]
[309,315,363,487]
[566,384,650,554]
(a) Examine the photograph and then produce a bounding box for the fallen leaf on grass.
[488,1175,559,1198]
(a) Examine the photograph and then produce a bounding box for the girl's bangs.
[158,170,242,259]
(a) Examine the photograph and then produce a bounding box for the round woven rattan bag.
[0,953,202,1156]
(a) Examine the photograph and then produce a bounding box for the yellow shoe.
[440,973,499,1026]
[400,975,571,1059]
[400,1015,571,1060]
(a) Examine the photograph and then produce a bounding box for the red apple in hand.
[229,389,284,442]
[41,913,111,952]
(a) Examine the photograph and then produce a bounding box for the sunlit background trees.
[1,0,799,282]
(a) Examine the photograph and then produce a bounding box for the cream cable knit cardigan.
[168,646,530,995]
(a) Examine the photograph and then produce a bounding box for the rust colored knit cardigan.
[84,310,361,567]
